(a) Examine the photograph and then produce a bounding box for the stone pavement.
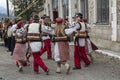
[0,43,120,80]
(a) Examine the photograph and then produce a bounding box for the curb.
[69,42,120,60]
[95,50,120,60]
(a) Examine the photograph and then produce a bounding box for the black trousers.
[4,37,8,47]
[0,31,2,40]
[7,37,12,51]
[11,36,15,55]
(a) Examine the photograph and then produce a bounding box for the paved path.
[0,44,120,80]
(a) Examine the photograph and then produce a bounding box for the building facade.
[40,0,120,52]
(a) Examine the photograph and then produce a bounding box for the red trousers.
[40,39,52,59]
[74,45,91,68]
[32,52,48,73]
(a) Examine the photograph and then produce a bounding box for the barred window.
[62,0,69,19]
[52,0,58,20]
[97,0,109,24]
[52,0,58,11]
[81,0,89,21]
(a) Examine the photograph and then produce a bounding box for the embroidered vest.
[27,23,42,41]
[15,27,27,43]
[75,22,87,38]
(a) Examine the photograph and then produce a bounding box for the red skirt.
[12,43,26,61]
[58,42,70,62]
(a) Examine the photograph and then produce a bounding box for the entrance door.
[53,11,58,22]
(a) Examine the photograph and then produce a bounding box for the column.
[78,0,81,12]
[111,0,117,41]
[69,0,76,24]
[45,2,49,16]
[50,1,53,20]
[58,0,63,18]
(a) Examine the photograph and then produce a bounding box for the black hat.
[33,15,39,20]
[41,14,49,19]
[75,13,83,18]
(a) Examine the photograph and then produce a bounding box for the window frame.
[81,0,89,21]
[96,0,109,24]
[62,0,69,19]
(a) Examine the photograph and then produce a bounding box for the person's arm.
[65,23,80,35]
[41,25,55,35]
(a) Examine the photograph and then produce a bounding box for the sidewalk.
[69,42,120,60]
[96,49,120,60]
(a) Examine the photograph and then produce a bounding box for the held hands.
[39,19,44,25]
[73,31,77,36]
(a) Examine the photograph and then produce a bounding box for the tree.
[10,0,44,20]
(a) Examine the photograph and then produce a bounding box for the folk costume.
[10,18,21,56]
[12,19,27,72]
[27,15,49,74]
[45,17,77,74]
[40,35,52,59]
[73,13,91,70]
[40,21,52,59]
[40,15,52,59]
[10,23,17,55]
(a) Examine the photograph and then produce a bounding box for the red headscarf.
[82,18,87,23]
[17,20,24,28]
[55,17,64,24]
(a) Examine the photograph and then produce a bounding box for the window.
[52,0,58,11]
[62,0,69,19]
[48,4,50,16]
[97,0,109,24]
[52,0,58,20]
[81,0,89,21]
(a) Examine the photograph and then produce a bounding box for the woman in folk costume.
[27,15,49,75]
[44,17,77,74]
[12,18,28,72]
[72,13,91,70]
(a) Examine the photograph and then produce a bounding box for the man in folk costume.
[45,17,77,74]
[10,19,18,55]
[6,19,12,52]
[0,21,3,40]
[40,15,52,59]
[27,15,49,74]
[12,17,28,72]
[73,13,91,70]
[3,18,11,48]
